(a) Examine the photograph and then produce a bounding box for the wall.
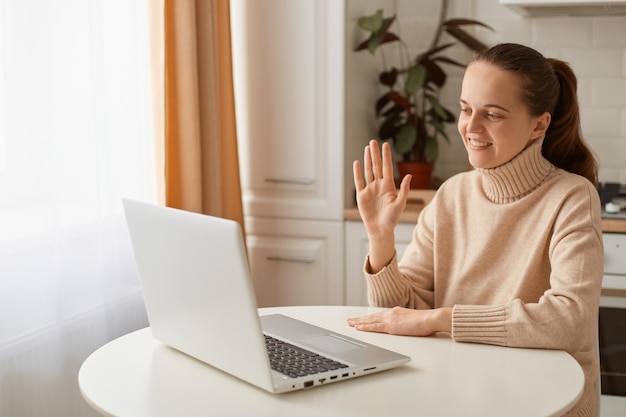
[345,0,626,208]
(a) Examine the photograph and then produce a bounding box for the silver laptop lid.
[122,198,274,391]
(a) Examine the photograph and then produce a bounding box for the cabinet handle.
[266,255,315,264]
[265,178,314,185]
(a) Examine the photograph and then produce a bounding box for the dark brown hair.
[472,43,598,185]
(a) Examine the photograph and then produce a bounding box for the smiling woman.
[351,43,603,417]
[0,1,157,416]
[457,61,551,170]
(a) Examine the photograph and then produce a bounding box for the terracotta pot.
[397,161,434,189]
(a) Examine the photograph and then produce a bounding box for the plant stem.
[428,0,448,51]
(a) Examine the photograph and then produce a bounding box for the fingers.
[369,140,383,180]
[347,312,382,327]
[381,141,394,179]
[353,160,364,191]
[396,174,413,205]
[363,144,374,183]
[353,139,395,189]
[350,322,385,333]
[347,314,387,334]
[362,140,385,183]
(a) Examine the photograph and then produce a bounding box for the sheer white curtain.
[0,1,157,416]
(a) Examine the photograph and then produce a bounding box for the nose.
[466,114,483,133]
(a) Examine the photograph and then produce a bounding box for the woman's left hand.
[346,307,452,336]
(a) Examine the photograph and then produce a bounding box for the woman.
[348,43,603,416]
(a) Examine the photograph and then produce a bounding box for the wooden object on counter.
[602,218,626,233]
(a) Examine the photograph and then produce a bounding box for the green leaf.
[394,124,417,155]
[429,116,452,145]
[439,128,451,145]
[358,10,384,33]
[427,95,448,120]
[425,135,439,162]
[367,37,380,54]
[358,14,398,54]
[406,64,426,95]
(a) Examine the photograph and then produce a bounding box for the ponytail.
[543,59,598,185]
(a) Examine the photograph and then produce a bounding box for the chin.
[467,155,486,169]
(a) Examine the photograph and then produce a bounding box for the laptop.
[121,198,410,394]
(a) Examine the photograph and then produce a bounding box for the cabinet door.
[344,221,416,306]
[245,217,344,307]
[230,0,344,221]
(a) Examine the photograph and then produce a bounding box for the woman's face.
[457,61,550,169]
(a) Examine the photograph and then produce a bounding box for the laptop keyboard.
[264,335,349,379]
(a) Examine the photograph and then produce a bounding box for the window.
[0,1,157,415]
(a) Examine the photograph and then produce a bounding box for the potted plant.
[356,0,493,188]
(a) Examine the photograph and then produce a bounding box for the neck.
[476,139,554,204]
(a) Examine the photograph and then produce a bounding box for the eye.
[459,106,471,115]
[486,112,501,120]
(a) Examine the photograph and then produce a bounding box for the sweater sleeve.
[452,304,507,345]
[364,253,434,309]
[364,202,437,310]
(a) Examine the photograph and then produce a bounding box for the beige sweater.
[365,139,603,416]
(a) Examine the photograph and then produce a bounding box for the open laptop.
[121,198,410,394]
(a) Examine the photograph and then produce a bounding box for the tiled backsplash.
[345,0,626,187]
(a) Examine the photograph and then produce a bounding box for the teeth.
[469,139,491,147]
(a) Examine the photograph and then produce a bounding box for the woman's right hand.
[353,140,411,272]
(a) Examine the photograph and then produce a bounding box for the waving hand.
[353,140,412,272]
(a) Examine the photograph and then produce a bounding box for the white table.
[79,306,584,417]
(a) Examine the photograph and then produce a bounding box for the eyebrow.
[459,99,511,113]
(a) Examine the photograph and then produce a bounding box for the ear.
[530,112,551,140]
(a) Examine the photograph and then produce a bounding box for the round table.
[79,305,584,417]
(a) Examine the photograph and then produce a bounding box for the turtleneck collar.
[476,137,555,204]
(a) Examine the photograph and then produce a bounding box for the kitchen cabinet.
[231,0,344,222]
[231,0,345,306]
[344,221,416,306]
[245,217,344,307]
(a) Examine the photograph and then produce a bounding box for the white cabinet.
[344,221,416,306]
[245,218,344,307]
[231,0,345,306]
[230,0,344,221]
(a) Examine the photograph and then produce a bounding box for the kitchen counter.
[344,190,626,233]
[601,218,626,233]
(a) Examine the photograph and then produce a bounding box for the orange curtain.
[160,0,244,227]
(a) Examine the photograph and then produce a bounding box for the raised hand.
[353,140,411,272]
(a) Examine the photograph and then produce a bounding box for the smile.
[468,139,492,148]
